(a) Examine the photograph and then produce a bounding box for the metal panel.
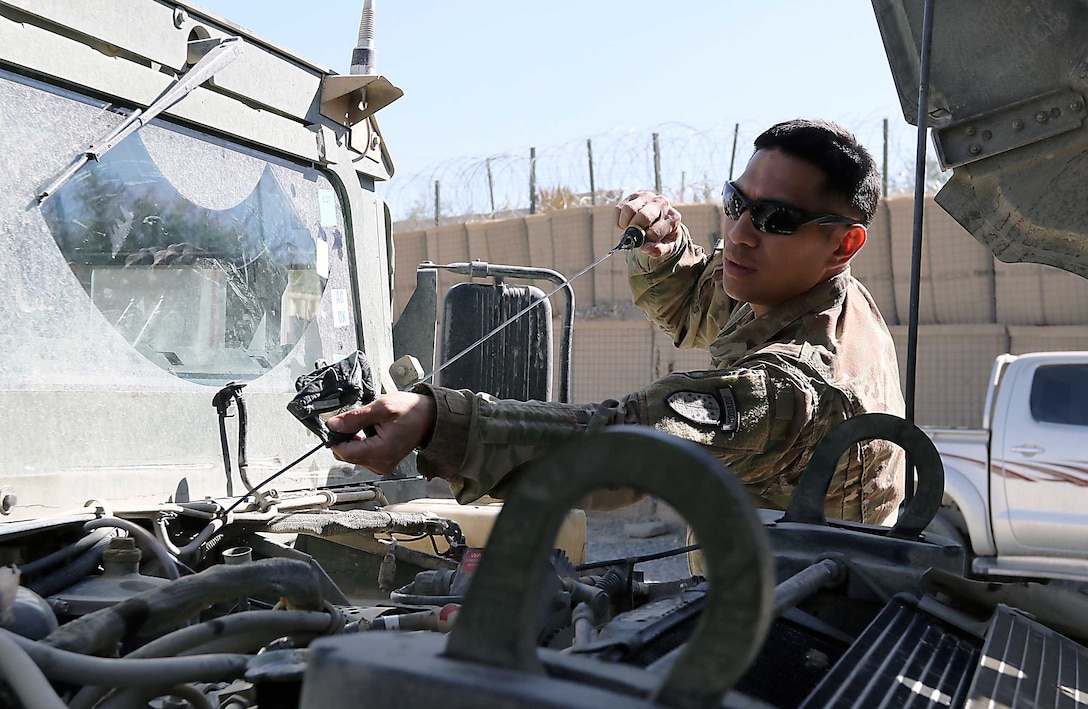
[871,0,1088,278]
[0,15,322,162]
[3,0,187,69]
[3,0,329,122]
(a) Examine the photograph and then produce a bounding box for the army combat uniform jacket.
[416,227,905,528]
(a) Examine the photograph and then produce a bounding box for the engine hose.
[154,516,228,561]
[18,529,113,577]
[0,629,68,709]
[25,536,111,598]
[179,501,222,514]
[593,567,627,599]
[42,558,323,656]
[177,506,217,521]
[137,610,336,658]
[84,517,180,580]
[69,609,340,709]
[2,627,248,688]
[97,683,216,709]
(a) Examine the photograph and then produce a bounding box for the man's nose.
[725,212,759,247]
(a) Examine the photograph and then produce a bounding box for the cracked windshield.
[40,124,339,386]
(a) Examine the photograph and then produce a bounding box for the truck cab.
[931,351,1088,580]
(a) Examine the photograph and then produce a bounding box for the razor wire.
[378,114,946,228]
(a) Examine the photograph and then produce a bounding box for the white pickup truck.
[926,351,1088,581]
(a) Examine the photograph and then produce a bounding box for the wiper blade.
[37,36,246,202]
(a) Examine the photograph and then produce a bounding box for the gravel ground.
[424,479,691,581]
[583,498,691,582]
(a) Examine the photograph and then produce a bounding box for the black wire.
[574,543,701,572]
[222,442,325,515]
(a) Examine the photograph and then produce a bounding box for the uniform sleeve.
[627,226,731,350]
[414,383,645,507]
[415,361,820,507]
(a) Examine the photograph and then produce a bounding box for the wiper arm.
[37,36,246,202]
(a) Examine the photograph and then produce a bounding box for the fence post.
[680,171,686,203]
[434,180,440,226]
[728,122,740,180]
[486,157,496,213]
[587,138,596,206]
[652,132,662,194]
[882,118,889,198]
[530,146,537,215]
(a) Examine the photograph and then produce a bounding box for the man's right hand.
[615,191,683,258]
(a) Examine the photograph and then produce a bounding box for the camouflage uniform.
[416,226,905,556]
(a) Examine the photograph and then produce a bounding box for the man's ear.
[829,224,866,267]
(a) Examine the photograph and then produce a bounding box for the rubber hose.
[25,537,111,598]
[84,517,180,580]
[42,558,323,656]
[18,529,112,577]
[0,629,68,709]
[179,501,222,514]
[594,567,626,598]
[97,681,216,709]
[177,506,217,521]
[69,610,336,709]
[2,628,248,688]
[178,518,227,558]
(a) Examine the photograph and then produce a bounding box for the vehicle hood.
[872,0,1088,278]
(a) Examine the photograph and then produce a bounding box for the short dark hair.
[753,119,881,226]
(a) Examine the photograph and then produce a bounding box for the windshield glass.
[41,133,328,385]
[11,75,347,387]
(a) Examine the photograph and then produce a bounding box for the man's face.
[722,148,864,315]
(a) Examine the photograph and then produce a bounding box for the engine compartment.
[5,423,1087,708]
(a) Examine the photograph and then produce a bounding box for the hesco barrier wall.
[392,195,1088,428]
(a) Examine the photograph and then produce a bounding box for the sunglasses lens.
[722,183,745,221]
[754,206,801,235]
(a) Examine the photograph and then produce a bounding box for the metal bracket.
[934,88,1087,168]
[320,74,403,127]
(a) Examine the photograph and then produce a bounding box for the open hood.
[872,0,1088,278]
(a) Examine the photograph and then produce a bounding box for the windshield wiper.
[37,36,246,202]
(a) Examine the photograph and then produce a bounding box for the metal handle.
[779,413,944,540]
[1010,444,1044,456]
[443,426,775,708]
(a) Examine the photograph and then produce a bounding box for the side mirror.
[435,261,574,403]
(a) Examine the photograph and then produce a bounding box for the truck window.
[1029,364,1088,426]
[5,70,345,388]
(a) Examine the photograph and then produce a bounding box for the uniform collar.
[709,268,851,366]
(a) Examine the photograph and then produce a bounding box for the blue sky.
[194,2,915,215]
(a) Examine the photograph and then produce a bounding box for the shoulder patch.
[665,389,738,432]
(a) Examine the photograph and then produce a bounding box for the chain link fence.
[381,115,946,227]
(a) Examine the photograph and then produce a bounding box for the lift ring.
[779,413,944,540]
[443,426,775,707]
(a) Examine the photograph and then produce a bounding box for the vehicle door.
[995,355,1088,553]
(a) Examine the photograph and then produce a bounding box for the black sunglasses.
[721,181,858,235]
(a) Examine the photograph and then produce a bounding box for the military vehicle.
[3,1,1088,707]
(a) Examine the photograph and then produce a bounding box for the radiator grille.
[966,604,1088,708]
[801,597,980,709]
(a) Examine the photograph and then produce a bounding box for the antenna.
[351,0,377,75]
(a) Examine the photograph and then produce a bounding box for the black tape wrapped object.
[286,351,377,444]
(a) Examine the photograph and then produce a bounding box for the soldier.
[329,118,905,539]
